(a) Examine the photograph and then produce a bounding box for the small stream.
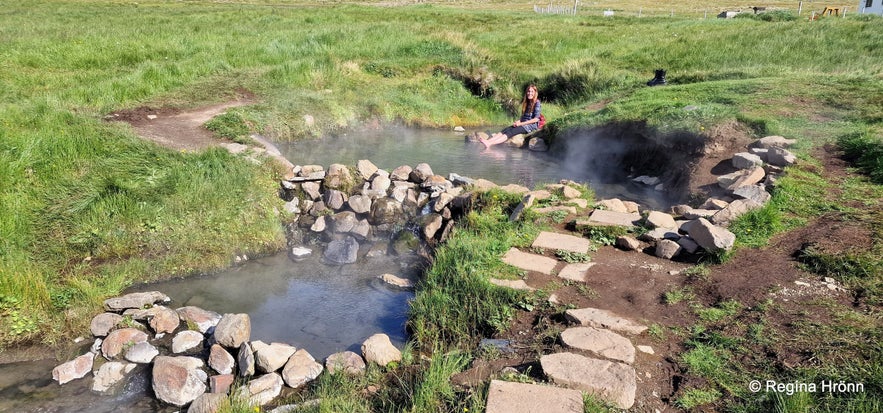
[2,125,666,411]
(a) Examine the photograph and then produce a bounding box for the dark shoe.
[647,69,667,86]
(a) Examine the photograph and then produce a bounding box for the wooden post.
[842,6,847,17]
[572,0,578,16]
[670,9,674,17]
[638,7,642,17]
[798,1,803,15]
[704,10,707,19]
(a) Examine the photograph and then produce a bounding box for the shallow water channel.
[1,125,665,411]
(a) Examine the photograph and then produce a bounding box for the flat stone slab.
[581,210,641,227]
[485,380,583,413]
[564,308,647,335]
[560,327,635,364]
[501,248,558,275]
[488,278,535,291]
[557,263,595,282]
[540,352,636,409]
[531,231,591,254]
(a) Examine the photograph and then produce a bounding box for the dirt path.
[106,99,254,151]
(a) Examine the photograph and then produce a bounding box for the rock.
[677,236,700,254]
[699,198,729,210]
[209,344,235,374]
[102,328,149,359]
[596,198,628,213]
[324,235,359,264]
[90,313,123,337]
[560,327,636,364]
[409,163,433,183]
[687,218,736,252]
[323,163,356,191]
[615,236,643,251]
[733,184,771,204]
[361,333,402,366]
[633,175,660,186]
[508,133,526,147]
[325,351,366,375]
[381,273,415,289]
[255,343,297,373]
[540,352,636,409]
[52,353,94,385]
[669,204,692,217]
[509,193,537,222]
[682,209,717,220]
[564,308,647,335]
[767,147,797,166]
[290,246,312,261]
[655,239,682,259]
[242,373,283,406]
[528,137,548,151]
[282,349,324,388]
[210,374,235,394]
[301,181,321,200]
[371,174,392,192]
[732,152,764,169]
[710,199,762,226]
[488,278,535,291]
[213,313,251,349]
[581,210,641,227]
[347,194,372,214]
[238,342,255,377]
[390,165,412,181]
[310,215,326,232]
[147,305,180,334]
[176,306,222,334]
[501,248,558,275]
[350,218,370,239]
[188,393,227,413]
[557,263,595,282]
[282,198,300,214]
[448,172,474,186]
[356,159,379,180]
[532,231,591,254]
[330,211,358,233]
[421,175,453,193]
[645,211,678,229]
[369,198,405,225]
[638,227,680,242]
[124,341,159,363]
[92,361,136,393]
[417,213,443,240]
[754,135,797,149]
[172,330,204,354]
[433,192,454,212]
[152,356,207,407]
[104,291,169,311]
[485,380,584,413]
[637,345,655,355]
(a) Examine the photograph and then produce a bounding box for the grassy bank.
[1,1,882,411]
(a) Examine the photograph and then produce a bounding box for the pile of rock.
[279,160,483,264]
[52,292,403,411]
[578,135,798,260]
[465,130,549,151]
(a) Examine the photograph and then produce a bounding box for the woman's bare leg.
[485,133,508,147]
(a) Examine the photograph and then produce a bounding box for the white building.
[859,0,883,15]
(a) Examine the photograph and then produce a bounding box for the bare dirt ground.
[112,101,874,411]
[105,97,255,151]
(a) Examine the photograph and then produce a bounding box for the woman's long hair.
[521,84,539,115]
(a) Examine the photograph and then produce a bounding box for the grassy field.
[1,0,882,411]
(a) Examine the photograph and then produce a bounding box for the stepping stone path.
[490,230,649,411]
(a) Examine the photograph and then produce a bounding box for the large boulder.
[323,163,357,192]
[152,356,207,407]
[92,361,136,393]
[282,349,324,388]
[687,218,736,252]
[213,313,251,349]
[241,373,283,406]
[369,198,405,225]
[90,313,123,337]
[176,306,221,334]
[209,344,235,375]
[361,333,402,366]
[325,351,366,375]
[102,328,149,359]
[253,342,297,373]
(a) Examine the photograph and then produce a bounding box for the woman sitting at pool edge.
[480,84,541,149]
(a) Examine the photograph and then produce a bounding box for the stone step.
[560,327,635,364]
[564,307,647,335]
[488,278,535,291]
[531,231,591,255]
[540,352,636,410]
[485,380,584,413]
[577,210,641,227]
[557,262,595,282]
[501,248,558,275]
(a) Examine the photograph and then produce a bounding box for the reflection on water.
[275,125,671,208]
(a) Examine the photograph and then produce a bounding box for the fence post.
[798,1,803,15]
[842,6,847,17]
[704,10,707,19]
[572,0,578,15]
[638,7,642,17]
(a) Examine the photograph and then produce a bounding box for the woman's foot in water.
[479,136,491,149]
